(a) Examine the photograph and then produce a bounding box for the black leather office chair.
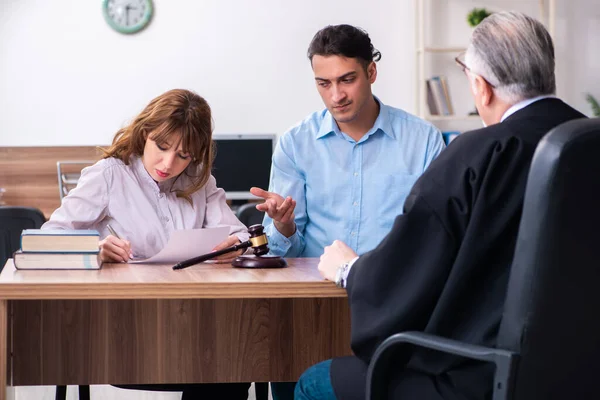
[236,202,265,228]
[0,206,45,271]
[366,118,600,400]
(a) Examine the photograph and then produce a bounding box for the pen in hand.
[106,224,134,261]
[107,224,120,239]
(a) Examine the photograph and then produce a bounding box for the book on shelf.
[13,250,102,270]
[20,229,100,252]
[426,80,440,115]
[426,76,454,116]
[438,76,454,115]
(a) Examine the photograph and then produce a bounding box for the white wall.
[0,0,598,147]
[0,0,414,146]
[555,0,600,111]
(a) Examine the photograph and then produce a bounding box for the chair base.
[55,385,90,400]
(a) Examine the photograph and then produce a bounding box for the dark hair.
[102,89,215,204]
[307,24,381,69]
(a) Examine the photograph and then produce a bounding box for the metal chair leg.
[79,385,91,400]
[255,382,269,400]
[55,385,67,400]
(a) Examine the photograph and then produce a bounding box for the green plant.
[467,8,492,27]
[586,93,600,117]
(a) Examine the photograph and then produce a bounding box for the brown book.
[426,80,440,115]
[430,77,449,115]
[439,76,454,115]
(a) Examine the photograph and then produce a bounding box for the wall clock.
[102,0,153,34]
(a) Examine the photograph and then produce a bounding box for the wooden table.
[0,258,351,400]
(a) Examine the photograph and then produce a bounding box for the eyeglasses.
[455,52,496,89]
[454,52,469,73]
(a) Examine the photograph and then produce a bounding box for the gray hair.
[465,11,556,104]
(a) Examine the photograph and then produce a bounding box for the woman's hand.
[211,234,244,263]
[99,235,132,263]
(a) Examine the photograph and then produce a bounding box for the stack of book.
[13,229,102,270]
[426,75,454,116]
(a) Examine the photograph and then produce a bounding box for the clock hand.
[125,4,131,26]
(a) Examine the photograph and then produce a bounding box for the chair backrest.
[0,206,46,270]
[56,160,95,201]
[497,118,600,399]
[235,202,265,228]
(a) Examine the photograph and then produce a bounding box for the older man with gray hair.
[294,11,586,400]
[456,10,559,127]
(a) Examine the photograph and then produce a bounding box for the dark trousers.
[113,383,251,399]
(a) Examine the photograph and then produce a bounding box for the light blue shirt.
[264,98,445,257]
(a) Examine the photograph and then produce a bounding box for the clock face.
[102,0,153,34]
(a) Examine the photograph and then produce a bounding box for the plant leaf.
[586,94,600,117]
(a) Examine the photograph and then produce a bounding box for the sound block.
[232,255,287,268]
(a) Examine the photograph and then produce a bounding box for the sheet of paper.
[130,226,230,264]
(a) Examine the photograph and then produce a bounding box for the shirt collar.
[316,96,395,141]
[501,95,556,122]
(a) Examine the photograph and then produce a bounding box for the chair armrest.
[366,331,518,400]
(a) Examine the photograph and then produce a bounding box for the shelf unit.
[415,0,556,127]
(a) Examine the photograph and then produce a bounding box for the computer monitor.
[211,134,276,200]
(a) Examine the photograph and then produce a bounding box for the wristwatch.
[334,261,350,288]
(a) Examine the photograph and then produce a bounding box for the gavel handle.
[172,240,252,270]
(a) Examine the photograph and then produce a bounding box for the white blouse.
[43,156,249,259]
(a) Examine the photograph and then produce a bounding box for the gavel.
[173,224,286,270]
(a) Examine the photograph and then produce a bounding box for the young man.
[251,24,444,400]
[251,24,444,259]
[296,12,587,400]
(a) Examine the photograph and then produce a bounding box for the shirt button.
[351,232,356,236]
[353,201,359,206]
[159,193,164,198]
[354,172,358,177]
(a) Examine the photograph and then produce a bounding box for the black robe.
[330,98,586,400]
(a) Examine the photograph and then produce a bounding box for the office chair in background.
[56,160,94,201]
[0,206,45,272]
[235,202,265,227]
[366,118,600,399]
